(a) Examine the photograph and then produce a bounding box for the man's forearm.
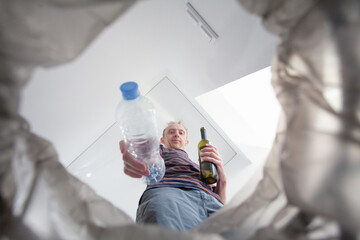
[215,179,227,204]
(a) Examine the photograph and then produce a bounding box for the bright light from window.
[196,67,281,162]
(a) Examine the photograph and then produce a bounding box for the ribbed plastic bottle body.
[116,96,165,185]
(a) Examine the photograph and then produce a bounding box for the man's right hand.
[119,140,150,178]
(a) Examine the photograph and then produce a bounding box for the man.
[119,121,227,231]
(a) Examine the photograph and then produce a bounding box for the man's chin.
[171,144,182,149]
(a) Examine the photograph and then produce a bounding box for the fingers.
[201,144,227,184]
[124,162,147,178]
[120,140,126,154]
[119,140,150,177]
[200,144,222,162]
[201,144,218,154]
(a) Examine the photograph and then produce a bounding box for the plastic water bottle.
[115,81,165,185]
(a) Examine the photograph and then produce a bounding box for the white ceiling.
[19,0,278,220]
[145,76,245,165]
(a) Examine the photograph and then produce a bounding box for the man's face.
[161,123,189,149]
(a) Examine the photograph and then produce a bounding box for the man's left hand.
[200,144,227,203]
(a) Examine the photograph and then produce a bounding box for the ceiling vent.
[186,2,219,43]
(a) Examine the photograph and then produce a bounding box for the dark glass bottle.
[198,127,218,184]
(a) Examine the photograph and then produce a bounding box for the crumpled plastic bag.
[1,0,359,239]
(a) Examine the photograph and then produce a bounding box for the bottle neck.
[123,95,140,102]
[200,127,207,140]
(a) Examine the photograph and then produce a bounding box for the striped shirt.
[145,145,223,204]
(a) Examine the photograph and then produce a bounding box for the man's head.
[161,121,189,149]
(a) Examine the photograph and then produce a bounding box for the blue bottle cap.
[120,81,140,100]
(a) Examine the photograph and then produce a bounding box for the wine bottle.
[198,127,218,184]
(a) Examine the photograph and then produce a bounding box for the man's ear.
[185,139,189,146]
[160,137,165,144]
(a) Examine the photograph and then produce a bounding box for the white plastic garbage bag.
[1,0,359,239]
